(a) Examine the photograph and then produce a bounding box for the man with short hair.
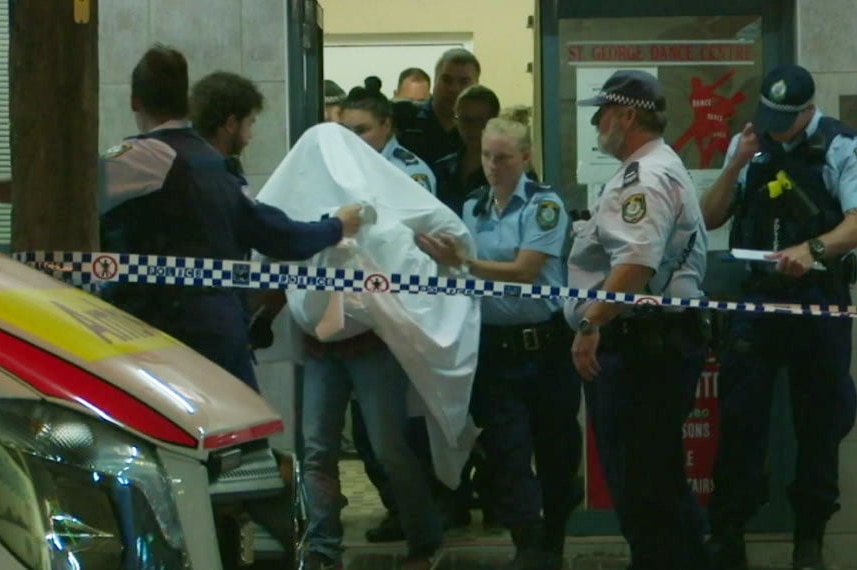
[393,48,481,166]
[98,46,363,392]
[701,64,857,570]
[190,70,263,159]
[394,67,431,102]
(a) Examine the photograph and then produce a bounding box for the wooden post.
[10,0,99,252]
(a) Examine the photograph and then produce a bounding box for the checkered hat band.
[760,95,811,113]
[600,91,657,111]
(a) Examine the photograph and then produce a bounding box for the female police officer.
[416,117,581,570]
[339,76,437,194]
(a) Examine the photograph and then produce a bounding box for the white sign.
[687,169,731,251]
[575,67,657,184]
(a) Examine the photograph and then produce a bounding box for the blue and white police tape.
[13,250,857,318]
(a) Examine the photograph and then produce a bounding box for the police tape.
[12,250,857,318]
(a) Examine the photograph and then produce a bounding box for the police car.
[0,254,303,569]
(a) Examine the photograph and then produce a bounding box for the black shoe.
[482,509,503,532]
[365,511,405,543]
[793,538,825,569]
[502,550,556,570]
[707,528,748,570]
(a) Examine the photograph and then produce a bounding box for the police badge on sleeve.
[536,200,561,230]
[411,173,431,190]
[621,193,646,224]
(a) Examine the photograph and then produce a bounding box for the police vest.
[730,118,857,252]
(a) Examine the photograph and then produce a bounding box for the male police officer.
[393,49,480,167]
[566,70,711,570]
[98,45,363,392]
[701,64,857,570]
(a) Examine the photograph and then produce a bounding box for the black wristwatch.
[578,317,599,335]
[807,238,826,263]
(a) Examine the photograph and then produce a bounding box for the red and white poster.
[586,352,720,509]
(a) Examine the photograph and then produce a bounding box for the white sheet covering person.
[254,123,480,487]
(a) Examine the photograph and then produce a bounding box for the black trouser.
[583,312,710,570]
[473,317,583,551]
[709,283,857,540]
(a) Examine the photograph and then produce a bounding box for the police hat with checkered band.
[578,70,666,117]
[754,64,815,134]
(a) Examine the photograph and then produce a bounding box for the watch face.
[810,239,825,256]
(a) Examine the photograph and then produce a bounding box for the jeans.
[301,344,442,562]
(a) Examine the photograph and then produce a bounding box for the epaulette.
[524,179,552,195]
[392,147,419,165]
[469,185,491,216]
[622,161,640,188]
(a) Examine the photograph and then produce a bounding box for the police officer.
[324,79,346,122]
[434,84,501,215]
[98,45,364,392]
[339,76,436,194]
[567,70,710,570]
[701,64,857,570]
[417,117,581,570]
[393,48,481,167]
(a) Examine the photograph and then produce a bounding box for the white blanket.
[253,123,480,488]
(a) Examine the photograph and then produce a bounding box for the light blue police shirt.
[381,136,437,195]
[462,173,569,326]
[727,109,857,211]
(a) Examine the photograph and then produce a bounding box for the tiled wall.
[797,0,857,541]
[98,0,297,449]
[98,0,288,193]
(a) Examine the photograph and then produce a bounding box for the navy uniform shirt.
[565,138,708,329]
[393,97,462,167]
[98,121,344,336]
[726,109,857,211]
[380,136,437,194]
[463,174,569,326]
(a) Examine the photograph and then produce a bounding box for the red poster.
[586,352,721,509]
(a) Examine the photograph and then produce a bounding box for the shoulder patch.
[393,147,418,165]
[104,142,133,159]
[411,173,431,190]
[536,200,561,230]
[621,193,647,224]
[622,161,640,188]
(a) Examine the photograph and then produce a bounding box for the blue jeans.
[584,314,710,570]
[301,344,442,562]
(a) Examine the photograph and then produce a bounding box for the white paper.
[687,169,731,251]
[730,248,826,271]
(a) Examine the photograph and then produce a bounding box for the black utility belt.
[480,313,569,353]
[601,309,710,348]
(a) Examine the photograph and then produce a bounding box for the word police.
[146,266,206,278]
